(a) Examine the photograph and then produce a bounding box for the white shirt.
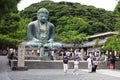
[74,61,79,65]
[87,58,92,65]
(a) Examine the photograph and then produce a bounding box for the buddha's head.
[37,8,49,24]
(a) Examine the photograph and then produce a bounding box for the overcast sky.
[17,0,119,11]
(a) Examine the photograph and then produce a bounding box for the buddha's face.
[38,12,48,23]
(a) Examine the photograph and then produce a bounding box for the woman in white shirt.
[87,56,92,73]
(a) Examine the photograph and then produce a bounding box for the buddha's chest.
[38,24,49,40]
[40,25,47,32]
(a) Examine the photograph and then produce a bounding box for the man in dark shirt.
[110,57,115,69]
[63,56,69,74]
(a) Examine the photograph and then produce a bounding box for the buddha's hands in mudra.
[32,38,40,42]
[48,39,54,43]
[32,37,53,43]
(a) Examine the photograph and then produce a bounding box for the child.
[73,58,79,75]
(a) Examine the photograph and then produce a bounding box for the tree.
[103,34,120,53]
[93,38,99,48]
[56,30,87,44]
[91,22,108,34]
[114,1,120,16]
[0,0,118,49]
[114,18,120,32]
[114,1,120,32]
[0,0,20,20]
[0,12,31,49]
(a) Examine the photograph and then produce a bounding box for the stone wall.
[11,60,112,69]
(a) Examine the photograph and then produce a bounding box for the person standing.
[109,57,115,69]
[73,58,79,75]
[92,58,98,72]
[63,56,69,74]
[50,50,54,60]
[104,54,108,65]
[31,50,35,55]
[87,56,92,73]
[37,49,40,56]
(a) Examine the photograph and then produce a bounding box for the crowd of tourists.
[3,47,117,74]
[54,48,118,75]
[48,48,84,61]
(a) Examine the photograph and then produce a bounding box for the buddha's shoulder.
[47,22,54,27]
[28,20,38,26]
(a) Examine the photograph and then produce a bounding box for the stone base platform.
[10,60,110,69]
[12,66,28,71]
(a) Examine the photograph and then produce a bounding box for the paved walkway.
[0,56,120,80]
[81,69,120,78]
[7,69,120,80]
[0,56,11,80]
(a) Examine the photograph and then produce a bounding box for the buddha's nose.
[42,16,46,19]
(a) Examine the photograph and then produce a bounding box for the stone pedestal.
[40,47,44,57]
[81,48,84,61]
[18,44,25,67]
[12,44,28,71]
[40,47,50,60]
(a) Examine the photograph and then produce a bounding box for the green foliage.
[93,38,99,48]
[0,34,20,49]
[91,22,108,33]
[0,12,31,49]
[103,34,120,52]
[114,1,120,16]
[56,16,89,35]
[20,1,117,35]
[114,1,120,32]
[0,0,20,20]
[114,18,120,32]
[56,30,87,43]
[0,0,120,49]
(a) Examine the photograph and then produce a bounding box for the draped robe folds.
[25,20,62,49]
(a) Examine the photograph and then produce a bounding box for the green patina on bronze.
[26,8,62,48]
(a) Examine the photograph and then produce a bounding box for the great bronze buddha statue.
[23,8,62,49]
